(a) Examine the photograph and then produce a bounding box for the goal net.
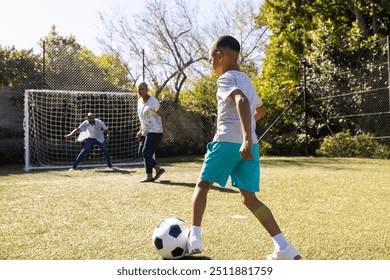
[24,89,141,171]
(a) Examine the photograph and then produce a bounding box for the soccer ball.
[152,217,190,259]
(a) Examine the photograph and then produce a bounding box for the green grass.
[1,157,390,260]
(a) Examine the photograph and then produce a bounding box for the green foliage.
[0,138,24,165]
[83,51,133,91]
[0,25,133,92]
[180,73,218,118]
[42,25,132,91]
[180,61,259,119]
[155,86,176,102]
[0,46,43,89]
[0,127,22,138]
[256,0,390,156]
[260,132,318,156]
[254,1,310,142]
[157,103,212,157]
[316,130,390,158]
[259,141,272,156]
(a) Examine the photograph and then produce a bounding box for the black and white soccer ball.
[152,217,190,259]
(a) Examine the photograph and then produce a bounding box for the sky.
[0,0,146,54]
[0,0,236,55]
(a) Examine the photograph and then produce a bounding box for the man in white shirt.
[64,112,113,170]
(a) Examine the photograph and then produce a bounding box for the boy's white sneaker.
[187,236,203,255]
[267,244,301,260]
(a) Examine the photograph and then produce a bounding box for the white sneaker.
[69,168,75,171]
[187,236,203,255]
[267,244,301,260]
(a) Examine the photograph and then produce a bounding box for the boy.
[187,36,300,260]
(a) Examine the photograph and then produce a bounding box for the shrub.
[316,130,390,158]
[260,132,319,156]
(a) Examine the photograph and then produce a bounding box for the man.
[64,113,113,170]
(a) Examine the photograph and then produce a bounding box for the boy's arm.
[230,89,253,160]
[254,104,267,121]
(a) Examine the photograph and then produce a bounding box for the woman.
[136,82,166,182]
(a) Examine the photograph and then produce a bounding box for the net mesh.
[24,90,140,170]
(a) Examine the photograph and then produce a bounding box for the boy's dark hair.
[211,35,241,53]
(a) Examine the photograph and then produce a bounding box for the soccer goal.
[24,89,142,171]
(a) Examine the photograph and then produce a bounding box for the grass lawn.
[1,156,390,260]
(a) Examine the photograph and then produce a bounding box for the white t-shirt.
[77,119,108,143]
[137,95,163,136]
[213,70,263,144]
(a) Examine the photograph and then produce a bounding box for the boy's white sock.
[190,226,201,238]
[272,233,288,251]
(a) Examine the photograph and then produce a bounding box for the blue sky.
[0,0,234,55]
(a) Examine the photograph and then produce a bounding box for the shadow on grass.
[159,180,239,193]
[0,166,137,176]
[1,157,369,176]
[181,255,212,260]
[95,169,135,174]
[0,166,25,176]
[160,255,212,260]
[261,157,360,170]
[158,155,204,164]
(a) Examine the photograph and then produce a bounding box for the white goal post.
[24,89,142,171]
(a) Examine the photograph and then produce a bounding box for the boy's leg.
[188,142,240,254]
[240,189,300,260]
[188,178,213,254]
[191,179,213,226]
[239,189,281,236]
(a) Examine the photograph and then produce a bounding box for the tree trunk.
[353,1,369,38]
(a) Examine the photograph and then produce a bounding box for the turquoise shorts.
[200,141,260,192]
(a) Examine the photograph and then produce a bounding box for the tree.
[0,46,43,89]
[99,0,207,102]
[98,0,268,107]
[258,0,390,99]
[256,0,390,155]
[42,25,131,92]
[203,0,267,77]
[180,72,218,118]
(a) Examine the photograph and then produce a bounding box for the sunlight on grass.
[1,157,390,260]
